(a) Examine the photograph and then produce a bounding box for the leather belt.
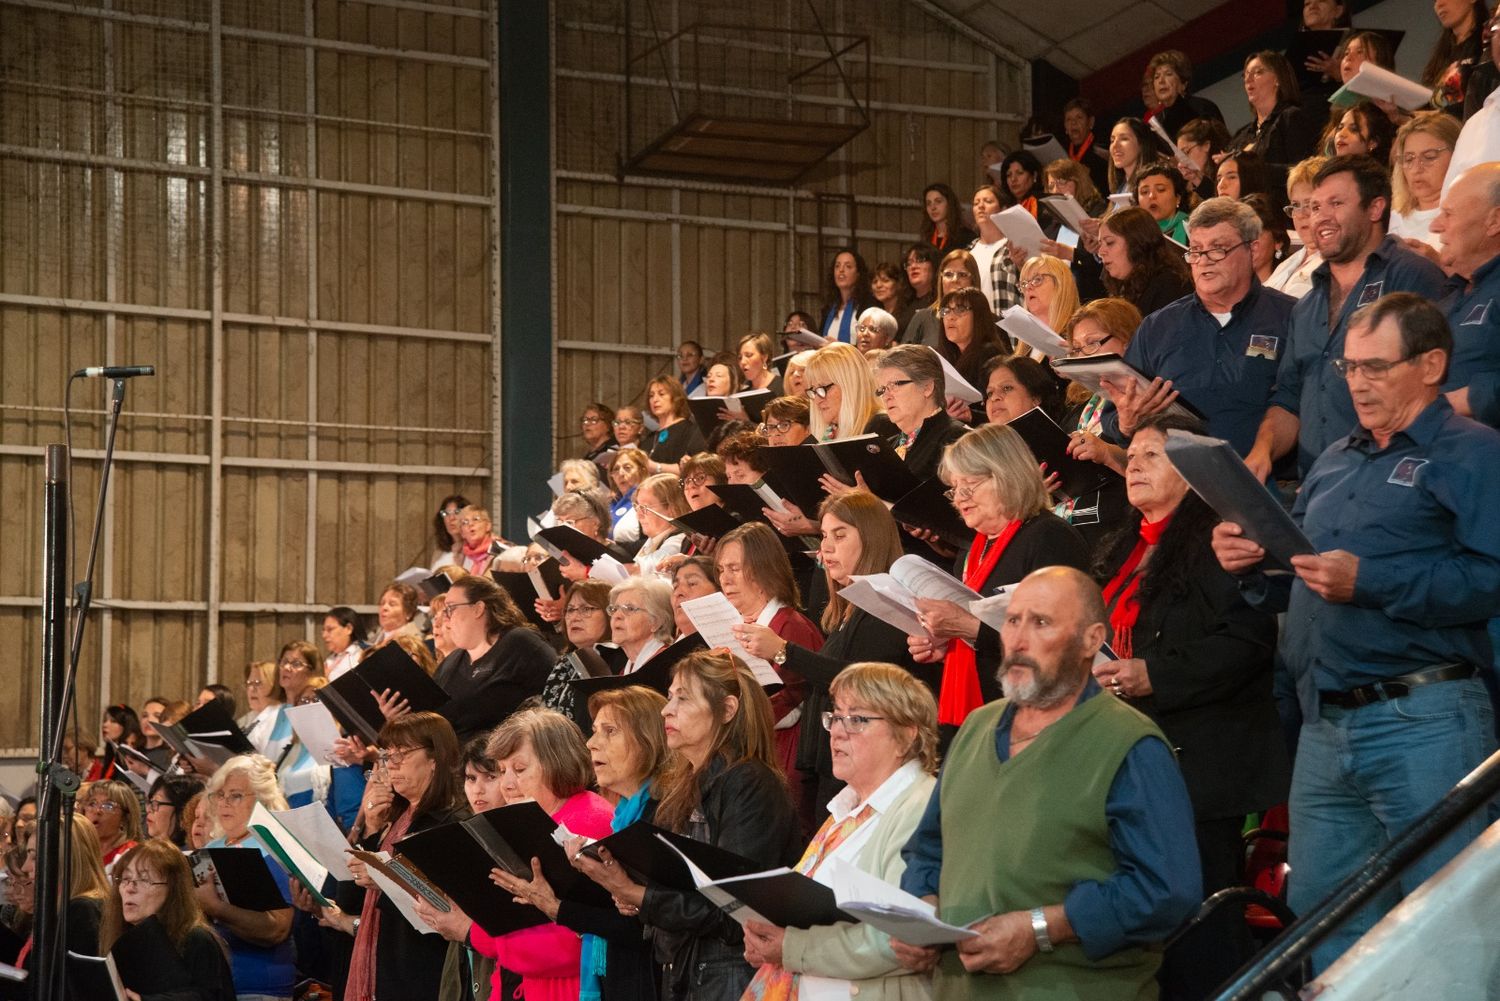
[1318,663,1477,709]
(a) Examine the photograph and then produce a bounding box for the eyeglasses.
[1330,355,1419,379]
[806,383,836,400]
[82,800,119,814]
[939,305,972,318]
[757,420,795,435]
[942,481,987,502]
[279,659,310,671]
[875,379,914,398]
[444,600,478,618]
[144,799,175,814]
[1399,147,1451,169]
[1282,201,1313,218]
[245,677,264,688]
[580,416,605,425]
[1183,242,1250,265]
[939,270,966,281]
[379,747,421,768]
[117,876,169,890]
[564,604,603,617]
[1017,275,1054,292]
[612,418,643,427]
[855,321,879,334]
[679,473,711,488]
[606,603,648,616]
[206,791,250,806]
[437,507,462,517]
[821,712,887,734]
[1067,335,1115,357]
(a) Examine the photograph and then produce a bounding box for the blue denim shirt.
[1101,280,1296,455]
[1268,235,1447,474]
[1440,252,1500,427]
[1241,397,1500,719]
[900,679,1201,960]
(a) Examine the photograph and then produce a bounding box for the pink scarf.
[344,808,416,1001]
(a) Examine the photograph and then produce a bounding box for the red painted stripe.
[1079,2,1287,110]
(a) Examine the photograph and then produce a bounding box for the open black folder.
[588,823,851,929]
[154,699,254,767]
[808,434,919,502]
[110,915,196,996]
[191,847,290,912]
[687,390,774,434]
[1006,406,1116,499]
[889,476,973,548]
[396,802,611,937]
[666,503,745,541]
[1163,429,1316,574]
[317,640,452,744]
[566,633,707,700]
[533,524,629,566]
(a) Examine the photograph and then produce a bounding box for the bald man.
[1432,162,1500,426]
[895,567,1200,1001]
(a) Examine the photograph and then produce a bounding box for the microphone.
[73,365,156,379]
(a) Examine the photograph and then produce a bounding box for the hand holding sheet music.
[989,207,1045,258]
[678,593,784,687]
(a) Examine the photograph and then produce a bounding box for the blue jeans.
[1288,677,1496,972]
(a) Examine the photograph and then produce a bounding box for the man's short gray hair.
[1187,196,1262,244]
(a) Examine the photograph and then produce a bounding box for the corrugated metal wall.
[0,0,496,751]
[552,0,1029,451]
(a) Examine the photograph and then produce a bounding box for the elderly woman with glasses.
[100,839,237,1001]
[538,579,615,728]
[611,405,647,450]
[145,773,207,848]
[1266,156,1327,298]
[630,472,691,577]
[200,753,296,1001]
[579,402,617,464]
[609,576,677,674]
[874,345,968,482]
[904,424,1090,738]
[742,663,940,1001]
[758,396,813,447]
[80,778,142,870]
[855,307,900,356]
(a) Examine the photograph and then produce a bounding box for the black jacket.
[640,760,800,1000]
[896,411,969,482]
[114,918,236,1001]
[369,801,472,997]
[1098,527,1290,820]
[438,628,556,742]
[1229,101,1320,176]
[556,800,663,1001]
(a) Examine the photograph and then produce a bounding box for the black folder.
[1006,406,1116,499]
[706,484,778,525]
[193,847,290,912]
[704,869,854,930]
[889,477,974,548]
[317,641,451,744]
[417,573,452,599]
[491,570,551,629]
[1288,29,1349,86]
[808,434,919,502]
[583,822,762,892]
[111,916,195,995]
[688,390,774,434]
[566,633,707,700]
[755,448,832,518]
[154,700,254,766]
[666,503,745,540]
[533,525,628,566]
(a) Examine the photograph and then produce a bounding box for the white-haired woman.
[200,754,296,1001]
[609,576,676,674]
[631,472,691,577]
[855,307,900,356]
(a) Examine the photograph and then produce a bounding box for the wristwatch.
[1030,908,1053,953]
[773,643,789,666]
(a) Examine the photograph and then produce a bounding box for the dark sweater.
[438,628,556,741]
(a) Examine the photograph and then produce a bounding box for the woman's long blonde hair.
[804,342,884,441]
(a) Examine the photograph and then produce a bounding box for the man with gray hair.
[1101,196,1298,456]
[1431,161,1500,428]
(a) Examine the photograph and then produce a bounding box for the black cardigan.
[1229,101,1320,176]
[368,801,472,998]
[1098,531,1290,820]
[647,419,707,466]
[896,410,969,482]
[114,919,237,1001]
[438,628,556,742]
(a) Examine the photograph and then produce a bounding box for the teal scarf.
[579,782,654,1001]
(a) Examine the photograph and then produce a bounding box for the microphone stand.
[35,376,130,1001]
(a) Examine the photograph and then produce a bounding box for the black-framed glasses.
[806,382,836,399]
[875,379,914,398]
[144,799,175,814]
[757,420,795,435]
[444,600,478,617]
[117,876,169,890]
[1183,242,1250,264]
[680,473,711,488]
[1067,335,1116,357]
[939,305,972,318]
[1330,355,1419,380]
[821,712,887,734]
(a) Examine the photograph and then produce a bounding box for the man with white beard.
[893,566,1201,1001]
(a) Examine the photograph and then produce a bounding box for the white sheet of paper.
[990,206,1045,258]
[547,472,565,497]
[589,554,631,583]
[284,702,343,766]
[999,306,1069,361]
[250,801,330,895]
[932,348,983,403]
[1056,226,1079,249]
[751,480,790,517]
[787,329,828,348]
[839,577,928,637]
[678,593,783,686]
[969,588,1015,632]
[527,564,558,600]
[269,802,355,882]
[891,554,982,605]
[824,859,980,946]
[1147,115,1198,174]
[1341,63,1433,111]
[394,566,428,588]
[1107,192,1134,210]
[1040,194,1092,233]
[364,858,439,935]
[1022,134,1068,164]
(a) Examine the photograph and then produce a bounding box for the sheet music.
[824,858,980,946]
[990,206,1045,258]
[999,306,1069,361]
[890,554,982,606]
[1147,115,1198,174]
[1340,63,1433,111]
[269,802,355,881]
[250,801,329,900]
[589,554,631,583]
[1040,194,1092,233]
[838,577,928,637]
[677,593,783,686]
[284,702,343,765]
[932,348,982,403]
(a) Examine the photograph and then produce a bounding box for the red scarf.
[938,520,1023,725]
[1068,133,1094,162]
[462,535,493,573]
[1101,514,1172,658]
[1018,195,1039,219]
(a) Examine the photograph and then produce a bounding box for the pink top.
[469,791,616,1001]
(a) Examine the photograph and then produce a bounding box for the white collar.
[624,636,666,673]
[826,759,924,822]
[752,597,785,627]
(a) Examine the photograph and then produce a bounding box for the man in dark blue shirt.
[1100,197,1296,455]
[894,567,1199,994]
[1214,293,1500,972]
[1431,162,1500,427]
[1246,155,1446,480]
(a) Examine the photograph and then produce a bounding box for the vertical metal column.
[206,0,226,677]
[496,0,554,539]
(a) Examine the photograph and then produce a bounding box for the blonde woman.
[1016,254,1081,356]
[1389,111,1461,251]
[608,447,651,545]
[631,472,691,576]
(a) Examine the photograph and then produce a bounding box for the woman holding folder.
[741,663,939,1001]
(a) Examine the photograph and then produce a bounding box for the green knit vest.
[935,695,1168,1001]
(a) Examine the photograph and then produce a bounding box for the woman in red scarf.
[904,423,1089,743]
[457,504,498,575]
[1092,413,1287,997]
